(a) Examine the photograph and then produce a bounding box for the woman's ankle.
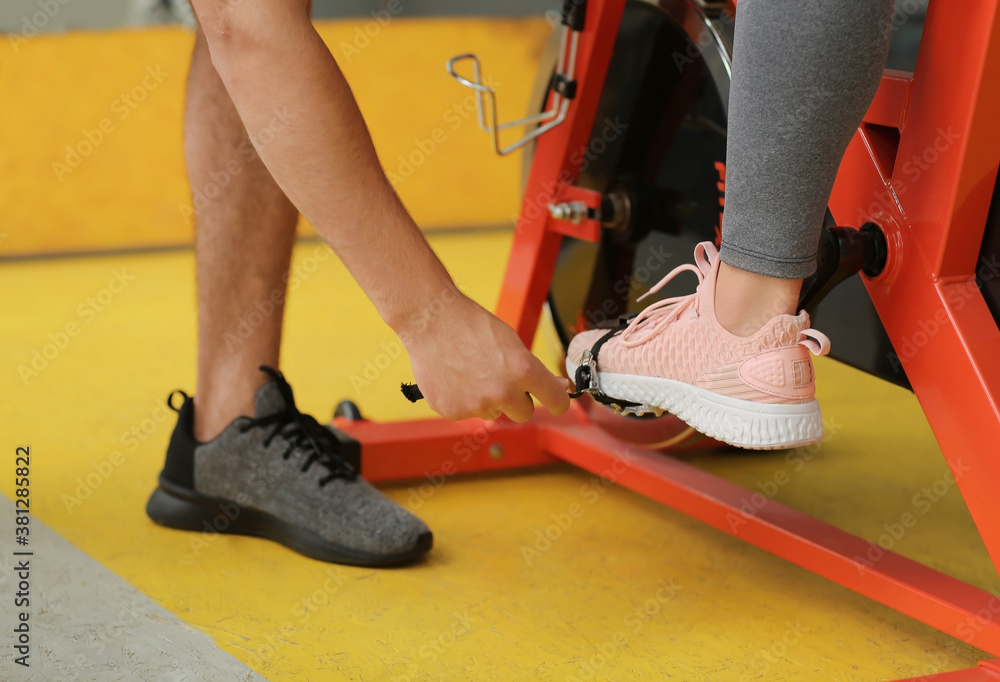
[715,262,802,337]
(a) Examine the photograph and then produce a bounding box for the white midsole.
[567,359,823,450]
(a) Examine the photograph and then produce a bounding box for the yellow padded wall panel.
[0,18,549,257]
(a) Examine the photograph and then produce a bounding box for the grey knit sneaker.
[146,366,432,566]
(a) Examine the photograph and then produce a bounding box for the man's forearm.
[199,3,460,337]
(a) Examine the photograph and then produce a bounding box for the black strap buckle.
[572,349,601,397]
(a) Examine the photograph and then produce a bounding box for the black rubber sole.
[146,477,432,568]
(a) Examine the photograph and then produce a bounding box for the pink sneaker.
[566,242,830,450]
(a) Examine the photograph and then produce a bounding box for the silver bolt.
[548,203,569,220]
[548,201,590,224]
[488,443,505,460]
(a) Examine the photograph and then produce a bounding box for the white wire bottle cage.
[446,20,582,156]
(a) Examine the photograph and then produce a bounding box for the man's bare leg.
[148,18,434,568]
[186,28,298,441]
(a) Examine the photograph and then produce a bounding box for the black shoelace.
[239,366,358,487]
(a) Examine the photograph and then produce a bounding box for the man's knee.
[189,0,309,50]
[187,0,235,47]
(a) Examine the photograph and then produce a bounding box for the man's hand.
[403,295,573,423]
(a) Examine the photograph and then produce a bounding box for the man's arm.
[188,0,571,421]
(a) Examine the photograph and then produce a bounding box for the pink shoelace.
[617,241,831,356]
[619,242,717,347]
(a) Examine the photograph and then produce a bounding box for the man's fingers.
[525,360,573,416]
[502,392,535,423]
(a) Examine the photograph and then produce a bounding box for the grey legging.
[719,0,895,279]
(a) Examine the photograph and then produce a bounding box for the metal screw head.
[549,202,589,224]
[488,443,505,460]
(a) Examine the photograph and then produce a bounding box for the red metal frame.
[335,0,1000,677]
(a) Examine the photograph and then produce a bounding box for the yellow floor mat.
[1,229,996,680]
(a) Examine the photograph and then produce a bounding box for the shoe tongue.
[254,380,293,418]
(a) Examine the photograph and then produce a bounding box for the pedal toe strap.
[570,315,642,408]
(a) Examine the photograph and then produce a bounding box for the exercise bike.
[335,2,1000,677]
